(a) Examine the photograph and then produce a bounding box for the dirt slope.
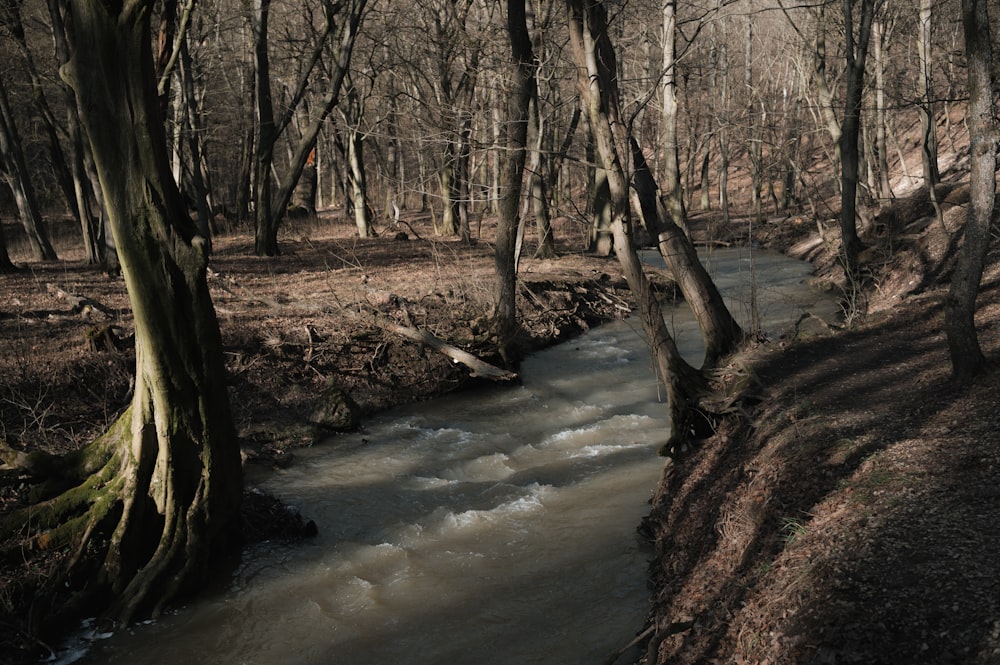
[644,190,1000,664]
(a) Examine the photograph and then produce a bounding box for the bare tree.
[945,0,996,380]
[1,0,243,625]
[0,73,57,261]
[493,0,536,361]
[838,0,882,279]
[566,0,716,451]
[250,0,367,255]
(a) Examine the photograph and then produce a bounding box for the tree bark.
[339,85,374,237]
[251,0,367,255]
[917,0,941,190]
[660,0,688,236]
[567,0,710,451]
[494,0,536,362]
[39,0,243,624]
[945,0,996,380]
[871,15,892,201]
[0,75,58,261]
[630,139,745,367]
[838,0,879,279]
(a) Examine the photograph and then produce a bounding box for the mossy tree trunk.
[30,0,243,625]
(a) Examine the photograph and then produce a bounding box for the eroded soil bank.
[2,189,999,664]
[643,185,1000,664]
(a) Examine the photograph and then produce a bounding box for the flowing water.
[74,248,836,665]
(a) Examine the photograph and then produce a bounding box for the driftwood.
[377,317,517,380]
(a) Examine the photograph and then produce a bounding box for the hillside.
[642,181,1000,663]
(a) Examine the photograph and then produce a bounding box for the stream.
[74,247,837,665]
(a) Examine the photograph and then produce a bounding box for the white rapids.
[75,247,835,665]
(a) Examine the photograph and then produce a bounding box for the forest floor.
[0,182,998,664]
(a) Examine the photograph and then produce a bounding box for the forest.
[0,0,998,663]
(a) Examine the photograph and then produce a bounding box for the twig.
[603,624,655,665]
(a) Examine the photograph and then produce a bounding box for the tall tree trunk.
[745,17,763,226]
[43,0,242,624]
[251,0,278,255]
[838,0,879,279]
[630,138,745,366]
[494,0,536,362]
[347,129,373,237]
[715,8,731,225]
[872,15,892,201]
[917,0,945,230]
[47,0,100,261]
[945,0,996,380]
[0,75,58,261]
[526,98,556,259]
[660,0,688,235]
[251,0,367,255]
[567,0,711,451]
[440,141,460,235]
[917,0,941,189]
[590,166,614,255]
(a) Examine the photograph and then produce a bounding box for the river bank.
[0,212,643,661]
[642,185,1000,664]
[2,191,997,663]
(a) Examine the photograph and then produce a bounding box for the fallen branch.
[46,283,113,318]
[377,317,517,381]
[603,624,654,665]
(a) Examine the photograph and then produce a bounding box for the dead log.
[377,317,517,381]
[46,283,113,318]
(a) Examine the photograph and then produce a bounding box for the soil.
[643,186,1000,665]
[1,183,998,665]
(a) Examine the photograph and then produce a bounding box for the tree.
[945,0,996,380]
[2,0,243,625]
[1,1,89,258]
[45,0,108,265]
[338,82,376,237]
[917,0,946,230]
[838,0,881,279]
[566,0,712,451]
[424,0,482,240]
[250,0,367,255]
[917,0,941,190]
[630,138,745,367]
[494,0,536,362]
[660,0,687,235]
[0,73,58,261]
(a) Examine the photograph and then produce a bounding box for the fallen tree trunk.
[377,317,518,380]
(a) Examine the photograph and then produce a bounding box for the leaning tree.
[2,0,243,625]
[566,0,717,452]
